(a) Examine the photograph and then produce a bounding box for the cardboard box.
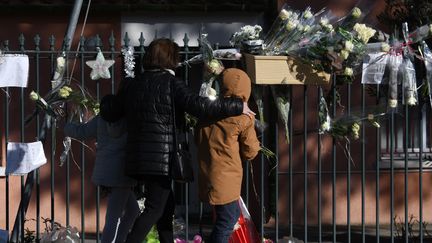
[244,53,331,85]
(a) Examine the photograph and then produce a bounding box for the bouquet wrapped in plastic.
[263,6,326,55]
[198,33,224,100]
[229,197,261,243]
[290,7,376,85]
[422,41,432,108]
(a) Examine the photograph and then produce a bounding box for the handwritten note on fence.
[6,141,47,175]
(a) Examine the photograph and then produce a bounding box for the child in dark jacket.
[195,68,261,243]
[64,95,139,243]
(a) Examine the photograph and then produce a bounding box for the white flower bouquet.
[230,25,263,49]
[197,33,224,100]
[422,41,432,108]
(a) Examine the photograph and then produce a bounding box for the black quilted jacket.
[119,70,243,178]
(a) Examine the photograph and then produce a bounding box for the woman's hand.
[242,102,256,118]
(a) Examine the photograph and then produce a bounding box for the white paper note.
[361,52,388,84]
[0,55,29,88]
[6,141,47,175]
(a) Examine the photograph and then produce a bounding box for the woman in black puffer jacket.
[119,38,254,243]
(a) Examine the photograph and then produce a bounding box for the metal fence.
[1,32,432,243]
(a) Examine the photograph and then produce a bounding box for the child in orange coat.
[196,68,260,243]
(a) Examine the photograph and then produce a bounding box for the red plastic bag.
[229,197,261,243]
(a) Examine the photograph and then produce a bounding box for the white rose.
[56,57,65,67]
[343,67,354,76]
[296,24,304,32]
[207,87,217,101]
[344,40,354,52]
[351,7,362,19]
[381,43,391,52]
[340,50,350,60]
[354,23,376,43]
[207,59,224,75]
[319,18,329,26]
[324,24,334,33]
[286,21,297,31]
[407,96,417,106]
[304,10,313,19]
[280,9,291,20]
[303,25,311,33]
[389,99,398,108]
[321,121,330,132]
[29,91,39,101]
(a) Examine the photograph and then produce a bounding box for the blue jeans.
[210,200,240,243]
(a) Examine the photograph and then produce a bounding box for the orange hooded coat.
[196,68,260,205]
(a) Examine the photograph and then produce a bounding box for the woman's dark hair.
[143,38,180,70]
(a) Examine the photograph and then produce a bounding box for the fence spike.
[109,31,115,51]
[95,34,102,49]
[183,33,189,51]
[19,33,25,51]
[34,35,41,51]
[49,35,56,51]
[123,32,130,47]
[79,36,86,51]
[139,32,145,46]
[139,32,145,53]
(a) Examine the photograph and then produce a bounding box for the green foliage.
[144,226,160,243]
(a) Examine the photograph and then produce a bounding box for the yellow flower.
[351,7,362,19]
[351,123,360,140]
[58,88,70,98]
[344,40,354,52]
[93,104,100,115]
[343,67,354,76]
[63,86,73,92]
[429,24,432,36]
[353,23,376,43]
[29,91,40,101]
[340,50,350,60]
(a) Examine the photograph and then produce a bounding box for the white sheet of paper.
[361,52,388,84]
[0,167,5,177]
[6,141,47,175]
[0,229,8,243]
[0,55,29,88]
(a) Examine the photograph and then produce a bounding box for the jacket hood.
[221,68,251,102]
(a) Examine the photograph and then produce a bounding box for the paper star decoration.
[86,50,115,80]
